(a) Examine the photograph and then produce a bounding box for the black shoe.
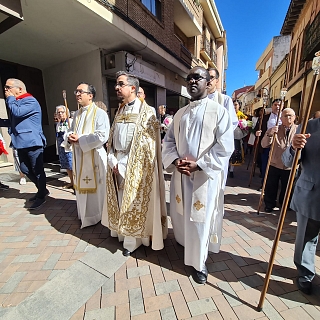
[0,182,9,190]
[123,249,131,257]
[264,206,273,213]
[296,277,312,295]
[29,189,50,202]
[229,172,234,178]
[192,266,208,284]
[29,198,46,210]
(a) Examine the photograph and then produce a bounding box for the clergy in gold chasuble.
[102,99,167,250]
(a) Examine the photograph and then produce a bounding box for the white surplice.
[162,97,234,271]
[208,91,238,187]
[66,105,109,228]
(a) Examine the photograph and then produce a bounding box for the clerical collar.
[189,97,207,107]
[127,99,136,106]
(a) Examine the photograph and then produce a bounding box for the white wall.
[42,49,103,145]
[272,35,291,72]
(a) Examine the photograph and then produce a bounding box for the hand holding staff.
[62,90,71,127]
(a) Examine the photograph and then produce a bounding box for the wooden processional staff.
[248,93,268,187]
[257,51,320,311]
[62,90,71,128]
[256,88,287,214]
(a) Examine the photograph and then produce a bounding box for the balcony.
[255,67,270,90]
[200,37,210,61]
[302,10,320,61]
[180,44,192,66]
[174,0,202,37]
[0,0,23,34]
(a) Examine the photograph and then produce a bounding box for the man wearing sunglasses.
[63,82,110,228]
[102,71,167,257]
[162,67,234,284]
[0,78,48,210]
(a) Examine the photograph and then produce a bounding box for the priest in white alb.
[162,67,234,284]
[102,71,167,257]
[64,82,110,228]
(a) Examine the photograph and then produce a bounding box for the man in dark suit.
[0,78,48,209]
[282,118,320,295]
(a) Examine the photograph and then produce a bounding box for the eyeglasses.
[210,76,216,80]
[74,89,91,95]
[4,85,19,90]
[185,74,206,82]
[56,111,65,114]
[114,81,131,89]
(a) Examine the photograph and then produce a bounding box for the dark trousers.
[261,147,270,182]
[264,165,290,209]
[17,146,47,199]
[295,213,320,282]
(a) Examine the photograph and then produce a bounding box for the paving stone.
[80,242,127,278]
[42,253,62,270]
[127,265,150,279]
[34,226,53,231]
[3,236,27,243]
[221,237,236,245]
[0,222,16,227]
[234,230,251,241]
[261,298,284,320]
[0,272,27,294]
[187,298,217,317]
[18,222,31,231]
[129,287,144,316]
[217,281,242,307]
[160,306,177,320]
[244,246,266,256]
[102,275,115,295]
[84,307,115,320]
[239,275,264,289]
[0,249,13,263]
[207,261,229,273]
[48,240,69,247]
[154,279,180,296]
[12,255,40,263]
[47,270,64,280]
[280,291,309,308]
[27,236,44,248]
[1,261,107,320]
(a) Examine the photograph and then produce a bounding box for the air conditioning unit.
[102,51,135,75]
[102,51,165,87]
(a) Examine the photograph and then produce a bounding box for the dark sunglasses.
[185,74,206,82]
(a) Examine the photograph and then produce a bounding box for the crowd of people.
[0,68,319,292]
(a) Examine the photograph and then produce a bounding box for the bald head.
[312,111,320,119]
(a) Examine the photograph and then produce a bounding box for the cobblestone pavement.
[0,160,319,319]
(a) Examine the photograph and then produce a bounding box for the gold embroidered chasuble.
[105,100,167,243]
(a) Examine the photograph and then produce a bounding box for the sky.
[214,0,292,96]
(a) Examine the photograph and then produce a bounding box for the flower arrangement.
[161,116,173,133]
[238,119,253,130]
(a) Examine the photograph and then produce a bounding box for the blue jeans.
[17,146,47,199]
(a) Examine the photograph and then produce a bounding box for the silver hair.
[55,105,66,113]
[7,78,26,91]
[282,108,295,115]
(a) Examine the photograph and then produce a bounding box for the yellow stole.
[73,103,98,193]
